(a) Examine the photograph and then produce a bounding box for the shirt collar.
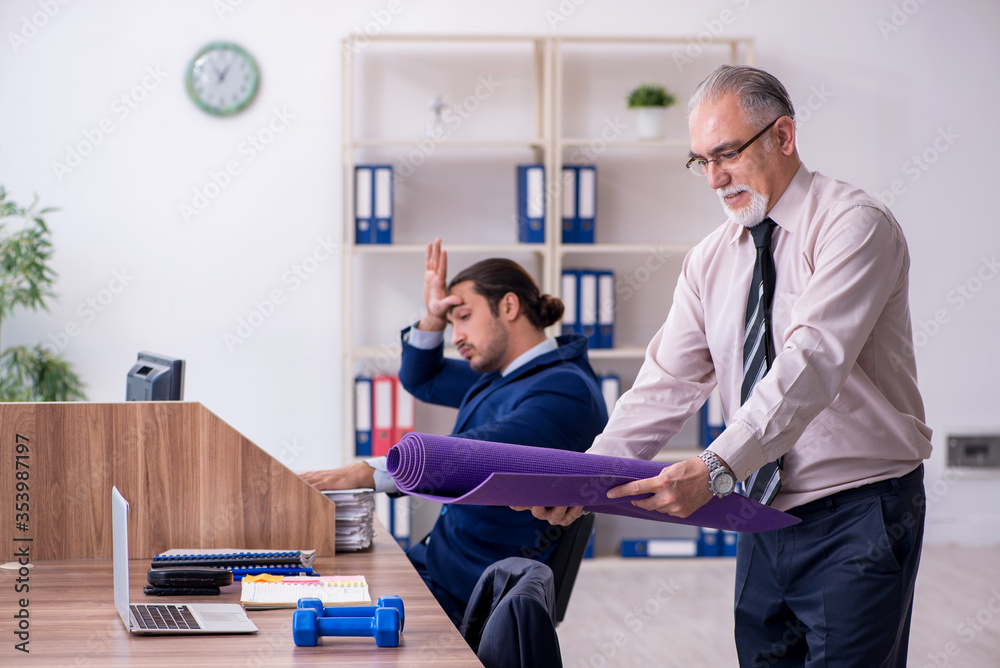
[501,337,558,377]
[765,162,811,234]
[726,162,812,244]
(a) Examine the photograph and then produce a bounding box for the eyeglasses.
[685,116,782,177]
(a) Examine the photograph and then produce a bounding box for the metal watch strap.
[699,449,723,474]
[699,450,733,497]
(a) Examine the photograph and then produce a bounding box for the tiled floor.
[557,544,1000,667]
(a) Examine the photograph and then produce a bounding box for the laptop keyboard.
[131,604,202,630]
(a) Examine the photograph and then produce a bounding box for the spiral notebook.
[151,548,317,580]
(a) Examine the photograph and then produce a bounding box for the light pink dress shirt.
[588,164,932,512]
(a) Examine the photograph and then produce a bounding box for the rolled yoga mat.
[387,433,799,533]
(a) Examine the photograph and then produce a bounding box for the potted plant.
[626,83,677,140]
[0,186,86,401]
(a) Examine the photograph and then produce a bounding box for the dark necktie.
[742,218,781,506]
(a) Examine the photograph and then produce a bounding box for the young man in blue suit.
[302,238,608,624]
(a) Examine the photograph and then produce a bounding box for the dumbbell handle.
[316,615,380,637]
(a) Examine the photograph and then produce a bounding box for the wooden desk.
[2,530,482,667]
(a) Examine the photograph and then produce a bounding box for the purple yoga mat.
[387,433,799,533]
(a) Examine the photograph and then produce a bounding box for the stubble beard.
[466,316,510,373]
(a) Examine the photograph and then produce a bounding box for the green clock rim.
[185,41,260,117]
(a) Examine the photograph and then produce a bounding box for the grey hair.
[688,65,796,131]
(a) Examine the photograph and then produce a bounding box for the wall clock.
[185,42,259,116]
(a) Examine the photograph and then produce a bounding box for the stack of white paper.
[322,488,376,552]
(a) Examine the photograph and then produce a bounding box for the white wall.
[1,0,996,544]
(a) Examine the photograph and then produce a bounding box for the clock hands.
[213,63,232,84]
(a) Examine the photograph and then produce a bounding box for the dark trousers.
[734,465,925,668]
[407,538,467,627]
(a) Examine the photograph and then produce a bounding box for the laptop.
[112,486,258,634]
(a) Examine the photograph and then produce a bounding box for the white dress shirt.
[588,164,932,511]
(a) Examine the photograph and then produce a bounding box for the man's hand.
[417,238,462,332]
[300,461,376,491]
[606,456,714,518]
[512,456,716,523]
[510,506,586,526]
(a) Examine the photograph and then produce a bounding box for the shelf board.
[349,243,696,258]
[350,138,546,149]
[349,345,401,360]
[653,447,703,464]
[346,34,547,45]
[556,35,752,47]
[344,34,749,48]
[349,345,647,361]
[350,345,463,361]
[558,242,695,255]
[350,243,547,255]
[585,347,648,360]
[559,138,690,150]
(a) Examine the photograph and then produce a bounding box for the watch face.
[712,470,736,496]
[186,42,259,116]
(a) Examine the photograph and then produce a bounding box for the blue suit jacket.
[398,330,608,606]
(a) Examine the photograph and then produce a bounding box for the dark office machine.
[126,351,185,401]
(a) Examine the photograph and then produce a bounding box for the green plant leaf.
[626,83,677,109]
[0,345,87,402]
[0,190,58,318]
[0,187,86,402]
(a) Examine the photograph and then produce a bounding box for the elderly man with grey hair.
[520,65,931,667]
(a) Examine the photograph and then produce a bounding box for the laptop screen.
[112,486,132,627]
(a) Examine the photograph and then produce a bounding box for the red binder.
[371,375,396,457]
[392,378,414,445]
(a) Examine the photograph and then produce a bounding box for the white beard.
[717,184,769,228]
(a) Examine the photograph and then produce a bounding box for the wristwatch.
[699,450,736,498]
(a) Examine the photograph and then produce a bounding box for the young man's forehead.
[445,299,467,321]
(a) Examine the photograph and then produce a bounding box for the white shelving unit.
[340,34,753,461]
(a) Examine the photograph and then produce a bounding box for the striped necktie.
[742,218,781,506]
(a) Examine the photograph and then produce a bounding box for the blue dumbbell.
[296,596,405,631]
[292,605,400,647]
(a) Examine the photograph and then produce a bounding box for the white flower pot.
[635,107,666,140]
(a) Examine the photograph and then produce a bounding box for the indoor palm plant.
[0,186,85,401]
[626,83,677,140]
